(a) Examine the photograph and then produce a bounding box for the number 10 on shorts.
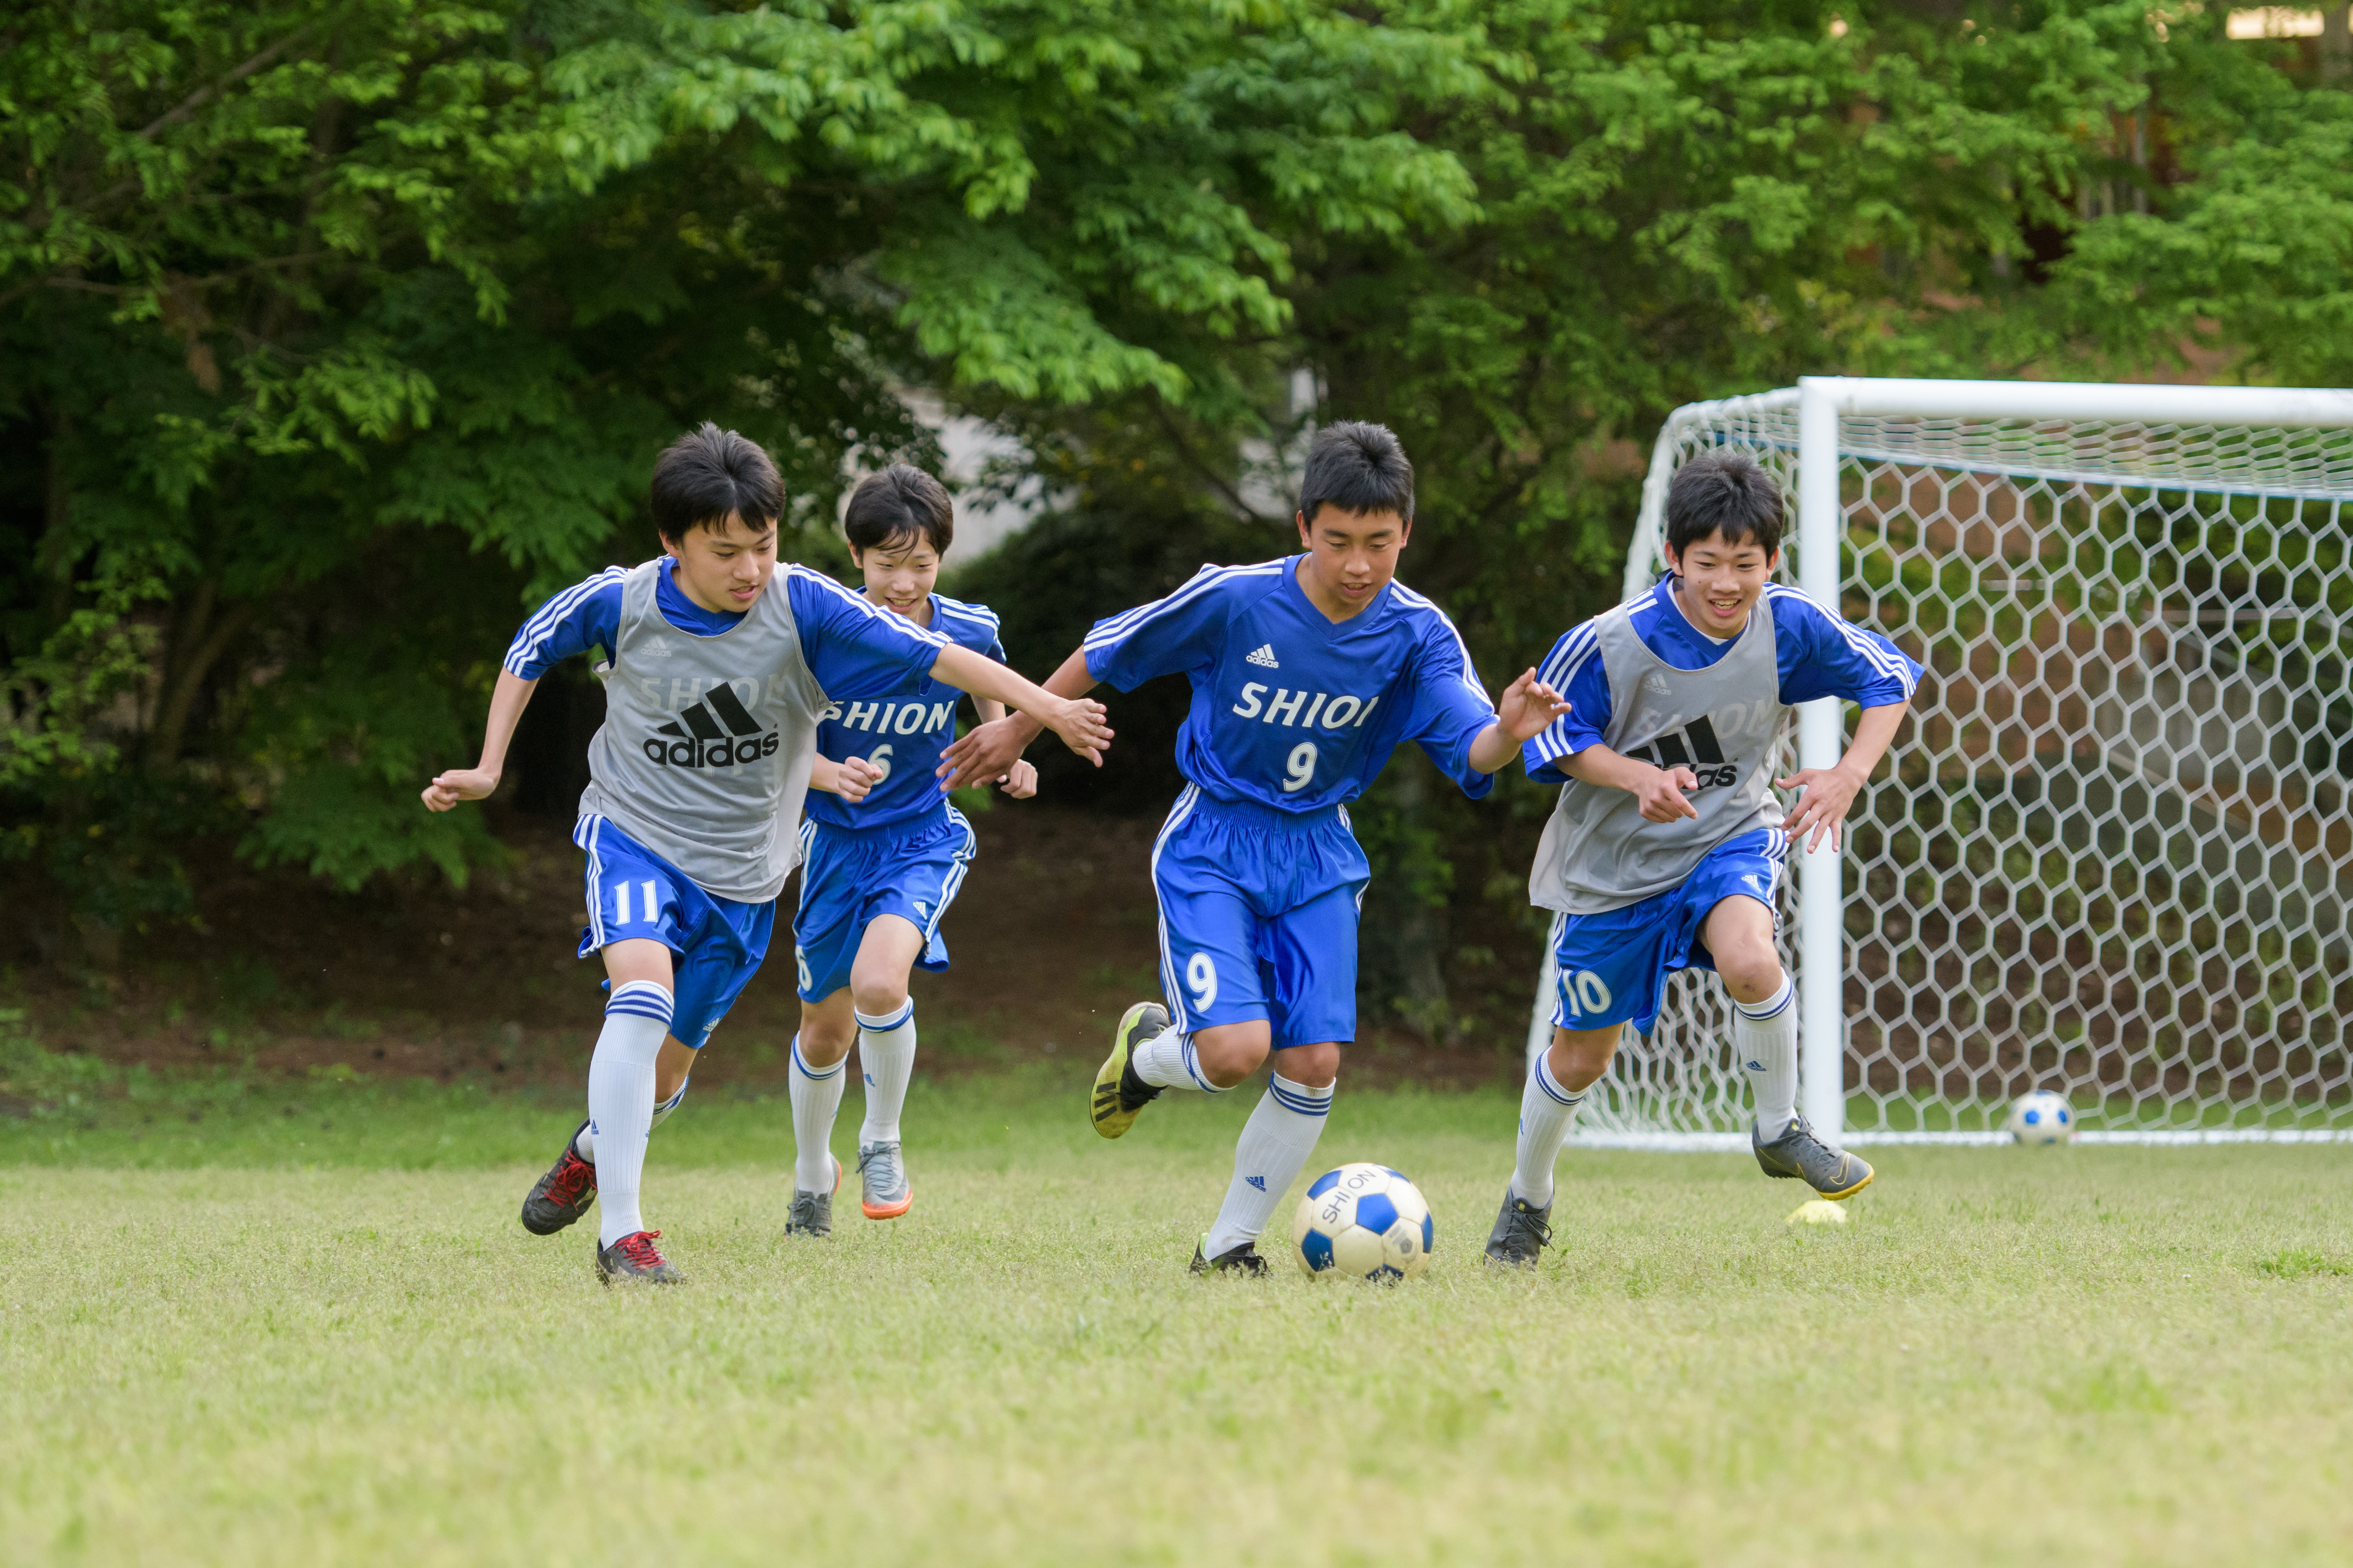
[1558,968,1612,1020]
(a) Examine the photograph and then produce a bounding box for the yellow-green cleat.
[1091,1001,1169,1140]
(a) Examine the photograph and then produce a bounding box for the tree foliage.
[3,0,2347,1022]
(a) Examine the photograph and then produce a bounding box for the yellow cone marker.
[1787,1199,1850,1226]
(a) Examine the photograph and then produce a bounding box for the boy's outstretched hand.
[1776,763,1865,852]
[421,767,499,812]
[1043,695,1112,765]
[1466,668,1572,775]
[1495,668,1572,742]
[938,718,1027,793]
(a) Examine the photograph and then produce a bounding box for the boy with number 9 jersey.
[422,427,1110,1284]
[942,423,1570,1273]
[781,465,1040,1236]
[1483,452,1920,1270]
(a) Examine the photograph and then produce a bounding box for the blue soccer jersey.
[1519,579,1921,783]
[1082,557,1501,810]
[804,594,1008,832]
[502,557,944,697]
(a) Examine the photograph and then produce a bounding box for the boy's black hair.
[651,423,783,542]
[843,463,955,557]
[1662,452,1784,558]
[1298,421,1414,525]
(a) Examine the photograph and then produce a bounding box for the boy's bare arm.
[968,697,1038,798]
[928,644,1107,770]
[1778,699,1908,851]
[811,754,886,805]
[422,670,537,810]
[1559,743,1702,825]
[936,646,1096,790]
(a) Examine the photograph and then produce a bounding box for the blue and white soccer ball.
[1291,1162,1434,1281]
[2006,1089,2075,1146]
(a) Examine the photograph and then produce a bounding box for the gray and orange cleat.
[1752,1116,1874,1199]
[1091,1001,1169,1140]
[595,1230,681,1285]
[857,1141,912,1220]
[520,1120,597,1235]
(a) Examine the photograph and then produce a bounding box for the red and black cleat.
[595,1230,681,1286]
[520,1121,597,1236]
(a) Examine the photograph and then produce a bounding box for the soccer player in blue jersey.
[1483,452,1921,1269]
[942,422,1570,1274]
[780,464,1039,1236]
[421,426,1110,1284]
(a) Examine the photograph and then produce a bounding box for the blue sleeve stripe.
[1764,586,1919,695]
[1392,585,1495,710]
[932,595,1001,632]
[1536,622,1602,693]
[503,567,625,676]
[793,566,948,647]
[1082,561,1283,650]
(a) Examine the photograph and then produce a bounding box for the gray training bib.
[578,560,829,904]
[1528,591,1790,915]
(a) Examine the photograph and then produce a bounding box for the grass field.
[6,1073,2353,1566]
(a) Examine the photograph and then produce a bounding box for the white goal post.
[1533,376,2353,1148]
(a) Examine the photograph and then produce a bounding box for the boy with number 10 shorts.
[1483,452,1921,1269]
[423,426,1110,1284]
[943,422,1569,1274]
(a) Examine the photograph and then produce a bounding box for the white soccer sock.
[574,1076,687,1164]
[1509,1052,1586,1209]
[1735,973,1799,1141]
[856,1000,917,1147]
[1131,1028,1223,1092]
[789,1035,847,1193]
[1203,1074,1333,1257]
[587,982,672,1247]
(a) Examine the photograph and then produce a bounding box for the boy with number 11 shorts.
[423,426,1110,1284]
[943,422,1569,1274]
[1484,452,1920,1269]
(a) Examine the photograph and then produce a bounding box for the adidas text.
[642,731,781,769]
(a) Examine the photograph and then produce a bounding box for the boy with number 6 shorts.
[1483,452,1921,1269]
[780,464,1042,1236]
[943,422,1569,1274]
[422,426,1110,1284]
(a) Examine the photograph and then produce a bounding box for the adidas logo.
[1746,1060,1766,1072]
[641,683,780,769]
[1245,1175,1267,1191]
[1245,643,1279,669]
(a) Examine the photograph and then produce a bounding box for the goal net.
[1538,377,2353,1146]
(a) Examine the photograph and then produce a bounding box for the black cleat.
[1189,1236,1269,1277]
[521,1121,597,1235]
[595,1230,681,1285]
[1091,1001,1169,1140]
[784,1154,844,1238]
[1753,1115,1875,1199]
[1482,1192,1554,1270]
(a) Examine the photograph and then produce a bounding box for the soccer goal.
[1534,376,2353,1147]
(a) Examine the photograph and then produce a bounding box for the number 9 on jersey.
[1282,741,1317,794]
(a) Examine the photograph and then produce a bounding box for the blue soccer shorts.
[1547,826,1790,1036]
[791,808,977,1003]
[1151,786,1370,1051]
[574,814,776,1049]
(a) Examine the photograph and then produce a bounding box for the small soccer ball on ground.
[1292,1162,1434,1282]
[2006,1089,2075,1145]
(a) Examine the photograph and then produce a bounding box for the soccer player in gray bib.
[423,426,1111,1284]
[1486,453,1921,1269]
